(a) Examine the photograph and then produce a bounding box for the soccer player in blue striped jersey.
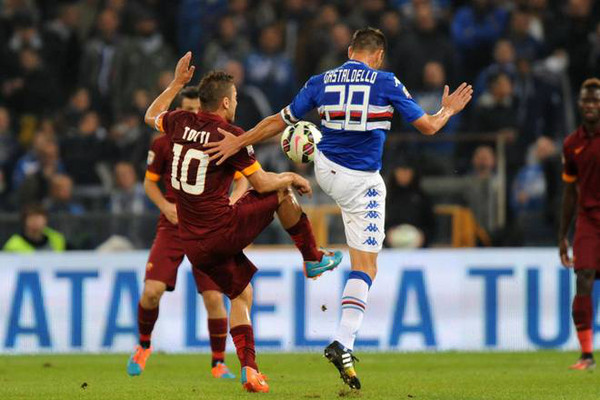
[207,27,472,389]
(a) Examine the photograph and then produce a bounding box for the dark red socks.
[285,213,323,262]
[230,324,258,370]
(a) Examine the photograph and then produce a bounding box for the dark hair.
[350,27,387,53]
[173,86,199,109]
[581,78,600,91]
[21,203,47,222]
[197,71,234,111]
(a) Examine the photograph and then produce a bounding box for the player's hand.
[559,237,573,268]
[161,201,178,225]
[205,127,243,164]
[173,51,195,86]
[441,83,473,115]
[292,174,312,197]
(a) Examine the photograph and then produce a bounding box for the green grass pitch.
[1,352,599,400]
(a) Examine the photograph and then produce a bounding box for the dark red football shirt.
[157,110,259,240]
[563,126,600,212]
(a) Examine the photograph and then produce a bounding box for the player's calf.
[276,188,342,276]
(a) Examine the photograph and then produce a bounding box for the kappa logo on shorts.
[364,188,381,198]
[364,223,379,232]
[365,211,380,219]
[365,200,379,209]
[146,262,153,271]
[362,237,378,246]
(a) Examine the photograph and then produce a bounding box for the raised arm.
[411,83,473,136]
[144,52,195,130]
[205,113,287,165]
[558,182,578,267]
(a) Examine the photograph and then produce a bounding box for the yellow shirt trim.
[241,161,261,177]
[145,171,161,182]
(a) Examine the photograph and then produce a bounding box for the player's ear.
[222,96,230,110]
[347,46,353,59]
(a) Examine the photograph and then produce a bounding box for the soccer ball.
[280,121,322,163]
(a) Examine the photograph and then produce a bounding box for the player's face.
[180,97,200,113]
[225,85,238,122]
[578,88,600,124]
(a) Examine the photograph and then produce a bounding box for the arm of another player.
[206,113,287,165]
[144,52,195,130]
[245,166,312,197]
[144,174,178,225]
[411,83,473,135]
[230,172,249,204]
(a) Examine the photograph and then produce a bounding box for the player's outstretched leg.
[325,249,377,389]
[202,290,235,379]
[127,280,165,376]
[570,269,596,370]
[276,188,342,278]
[229,284,269,393]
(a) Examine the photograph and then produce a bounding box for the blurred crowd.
[0,0,599,249]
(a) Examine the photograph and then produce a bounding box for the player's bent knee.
[277,187,295,204]
[202,290,226,314]
[142,281,166,306]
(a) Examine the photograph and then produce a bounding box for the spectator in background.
[507,7,543,61]
[2,48,59,117]
[202,13,251,73]
[385,160,435,248]
[108,112,150,173]
[451,0,509,81]
[0,107,18,178]
[110,161,148,214]
[394,2,456,91]
[245,24,296,112]
[465,145,499,234]
[513,57,564,143]
[472,72,518,134]
[223,60,271,130]
[79,8,124,120]
[347,0,387,29]
[44,174,85,215]
[318,23,352,73]
[61,111,111,186]
[474,39,517,99]
[411,61,459,173]
[114,11,175,118]
[17,137,64,205]
[301,4,340,79]
[43,2,81,96]
[510,137,558,244]
[61,87,91,131]
[12,131,64,190]
[3,204,67,252]
[551,0,599,93]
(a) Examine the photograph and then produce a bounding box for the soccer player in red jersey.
[127,87,246,379]
[559,78,600,371]
[141,52,342,392]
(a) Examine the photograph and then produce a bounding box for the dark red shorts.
[183,190,280,299]
[574,212,600,271]
[146,225,221,293]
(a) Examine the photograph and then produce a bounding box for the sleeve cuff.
[155,111,167,132]
[280,105,298,126]
[562,173,577,183]
[240,161,261,177]
[145,171,161,182]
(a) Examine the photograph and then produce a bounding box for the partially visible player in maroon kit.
[142,52,342,393]
[559,78,600,371]
[127,87,246,378]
